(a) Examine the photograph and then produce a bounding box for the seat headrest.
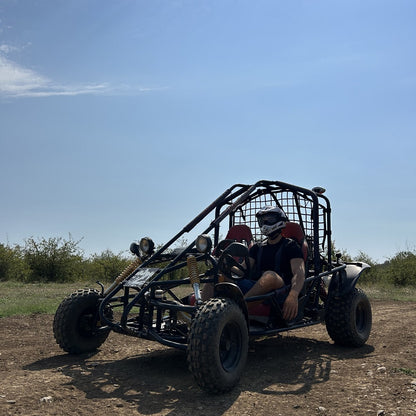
[281,222,308,262]
[226,224,254,245]
[281,222,305,244]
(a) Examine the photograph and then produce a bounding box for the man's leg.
[244,270,284,298]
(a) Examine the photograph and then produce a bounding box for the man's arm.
[282,257,305,321]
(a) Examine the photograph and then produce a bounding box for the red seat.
[212,224,254,260]
[281,222,308,261]
[225,224,254,248]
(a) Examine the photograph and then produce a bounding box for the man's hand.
[282,290,299,321]
[283,257,305,321]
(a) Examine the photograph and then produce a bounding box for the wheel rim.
[219,321,242,372]
[78,309,97,337]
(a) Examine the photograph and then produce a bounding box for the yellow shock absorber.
[104,257,142,295]
[187,255,202,304]
[187,255,199,285]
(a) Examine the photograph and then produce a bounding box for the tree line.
[0,237,131,283]
[0,236,415,287]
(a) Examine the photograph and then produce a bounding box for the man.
[236,206,305,321]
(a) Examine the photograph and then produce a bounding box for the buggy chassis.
[53,180,372,393]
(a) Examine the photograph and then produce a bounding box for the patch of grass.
[358,283,416,302]
[0,280,98,317]
[0,280,415,318]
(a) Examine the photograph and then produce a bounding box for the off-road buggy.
[53,180,372,393]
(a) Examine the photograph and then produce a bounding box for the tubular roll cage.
[98,180,333,346]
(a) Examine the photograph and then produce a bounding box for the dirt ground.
[0,300,415,416]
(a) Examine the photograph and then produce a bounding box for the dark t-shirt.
[248,237,303,286]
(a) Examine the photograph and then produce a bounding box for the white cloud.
[0,54,112,98]
[0,44,18,54]
[0,49,161,98]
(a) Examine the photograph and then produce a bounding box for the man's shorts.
[235,278,256,294]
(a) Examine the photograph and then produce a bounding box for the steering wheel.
[217,242,251,280]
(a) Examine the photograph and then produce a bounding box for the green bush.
[85,250,131,283]
[388,251,416,287]
[0,237,133,283]
[22,236,84,283]
[0,243,30,281]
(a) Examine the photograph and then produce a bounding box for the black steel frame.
[98,180,336,350]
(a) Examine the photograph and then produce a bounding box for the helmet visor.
[257,213,280,227]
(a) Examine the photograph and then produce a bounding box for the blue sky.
[1,0,415,263]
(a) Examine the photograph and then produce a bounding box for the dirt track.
[1,300,415,416]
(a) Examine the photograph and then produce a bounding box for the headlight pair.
[130,237,155,257]
[130,235,212,256]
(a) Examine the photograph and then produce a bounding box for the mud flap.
[328,262,370,297]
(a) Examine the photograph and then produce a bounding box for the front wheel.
[325,287,372,347]
[53,289,111,354]
[187,297,248,394]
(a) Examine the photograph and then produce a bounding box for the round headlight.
[195,234,212,253]
[130,242,141,257]
[139,237,155,255]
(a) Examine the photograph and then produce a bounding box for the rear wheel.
[187,297,248,393]
[325,287,372,347]
[53,289,111,354]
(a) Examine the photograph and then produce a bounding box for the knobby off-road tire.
[53,289,111,354]
[325,287,372,347]
[187,297,248,394]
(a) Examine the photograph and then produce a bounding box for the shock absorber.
[104,257,142,296]
[187,255,202,305]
